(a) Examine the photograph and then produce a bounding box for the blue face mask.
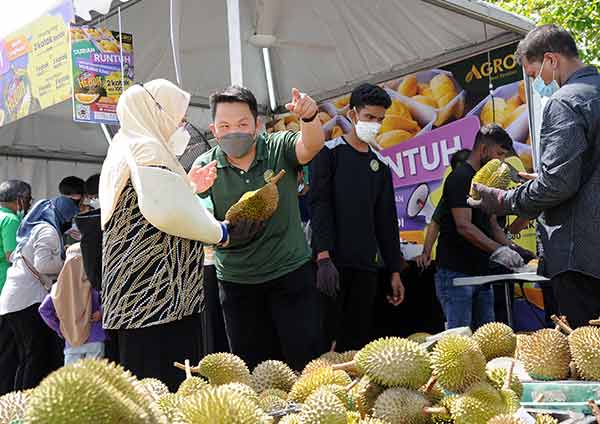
[532,60,560,98]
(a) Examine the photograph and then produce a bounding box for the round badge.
[370,159,380,172]
[263,169,275,182]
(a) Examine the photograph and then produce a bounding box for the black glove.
[509,243,536,264]
[316,258,340,298]
[226,219,266,244]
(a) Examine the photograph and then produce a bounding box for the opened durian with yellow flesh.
[470,159,512,200]
[225,170,287,224]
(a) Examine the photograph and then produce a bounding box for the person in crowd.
[415,149,472,270]
[81,174,100,212]
[0,180,31,394]
[193,85,325,371]
[58,176,85,205]
[309,83,407,352]
[99,79,242,391]
[470,25,600,329]
[0,195,79,389]
[38,243,105,365]
[435,124,532,330]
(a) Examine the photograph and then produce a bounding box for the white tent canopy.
[0,0,533,197]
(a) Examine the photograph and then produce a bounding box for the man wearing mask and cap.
[309,83,407,352]
[470,25,600,329]
[193,85,325,371]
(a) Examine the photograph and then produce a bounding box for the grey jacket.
[505,66,600,279]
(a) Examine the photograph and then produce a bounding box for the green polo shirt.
[194,131,311,284]
[0,208,20,293]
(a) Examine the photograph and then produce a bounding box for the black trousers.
[202,265,230,354]
[321,267,378,352]
[553,271,600,329]
[0,317,18,395]
[112,313,203,392]
[3,303,64,390]
[219,262,321,371]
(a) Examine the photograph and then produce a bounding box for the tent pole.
[226,0,243,86]
[262,48,277,113]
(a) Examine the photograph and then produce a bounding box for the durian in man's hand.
[225,170,286,224]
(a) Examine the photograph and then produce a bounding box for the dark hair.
[474,124,514,152]
[450,149,471,170]
[59,176,85,197]
[350,83,392,111]
[85,174,100,196]
[0,180,31,203]
[516,25,579,65]
[210,85,258,121]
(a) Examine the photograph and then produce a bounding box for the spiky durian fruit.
[450,394,500,424]
[519,329,570,380]
[225,170,286,223]
[252,360,297,393]
[155,393,184,421]
[299,387,347,424]
[372,387,430,424]
[487,415,526,424]
[486,368,523,399]
[431,335,486,393]
[462,382,504,408]
[346,410,362,424]
[140,378,170,400]
[175,386,270,423]
[351,337,432,389]
[177,376,208,397]
[473,323,517,360]
[349,376,385,418]
[470,159,511,200]
[317,384,352,410]
[535,414,558,424]
[279,414,302,424]
[340,350,358,363]
[430,395,458,424]
[568,326,600,381]
[514,334,529,361]
[407,332,431,344]
[221,382,259,405]
[198,353,252,386]
[0,391,28,424]
[302,359,333,376]
[258,393,288,414]
[259,388,289,400]
[24,360,165,424]
[320,351,345,364]
[288,367,351,403]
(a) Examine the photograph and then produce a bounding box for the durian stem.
[174,361,200,374]
[590,318,600,326]
[503,361,515,391]
[270,169,286,185]
[551,315,574,334]
[423,376,438,394]
[345,378,360,392]
[332,360,357,372]
[422,406,447,414]
[185,359,192,379]
[534,393,545,403]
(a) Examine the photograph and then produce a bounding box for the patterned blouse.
[102,182,204,330]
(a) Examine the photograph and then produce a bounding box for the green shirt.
[194,131,311,284]
[0,208,20,293]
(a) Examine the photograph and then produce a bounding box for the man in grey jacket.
[470,25,600,329]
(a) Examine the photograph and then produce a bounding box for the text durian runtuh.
[225,169,286,224]
[470,159,511,200]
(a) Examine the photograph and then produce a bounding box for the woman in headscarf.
[99,79,254,391]
[0,196,80,390]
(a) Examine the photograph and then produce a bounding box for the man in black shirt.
[435,124,526,330]
[310,83,407,351]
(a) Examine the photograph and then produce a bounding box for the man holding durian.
[193,85,325,371]
[309,83,407,352]
[470,25,600,329]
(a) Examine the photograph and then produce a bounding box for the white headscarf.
[99,79,191,228]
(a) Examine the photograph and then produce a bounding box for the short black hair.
[0,180,31,203]
[516,24,579,65]
[210,85,258,121]
[349,83,392,111]
[450,149,471,170]
[85,174,100,196]
[59,176,85,197]
[474,124,514,152]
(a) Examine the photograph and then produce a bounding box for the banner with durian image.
[71,25,134,124]
[0,0,73,128]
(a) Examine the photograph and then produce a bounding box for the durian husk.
[225,170,286,224]
[372,387,430,424]
[473,322,517,360]
[568,326,600,381]
[431,335,486,393]
[519,329,571,380]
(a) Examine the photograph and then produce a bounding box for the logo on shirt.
[370,159,380,172]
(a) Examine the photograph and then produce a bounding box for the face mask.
[218,132,256,158]
[533,60,560,98]
[84,198,101,210]
[169,125,191,156]
[355,121,381,146]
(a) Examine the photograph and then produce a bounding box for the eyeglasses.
[137,82,188,128]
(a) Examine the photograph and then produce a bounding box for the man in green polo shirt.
[0,179,32,394]
[193,85,325,370]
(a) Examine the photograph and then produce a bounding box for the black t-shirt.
[436,163,492,275]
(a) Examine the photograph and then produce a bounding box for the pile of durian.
[2,319,599,423]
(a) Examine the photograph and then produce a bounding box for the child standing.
[39,244,105,364]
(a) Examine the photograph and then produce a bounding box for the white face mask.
[355,121,381,146]
[169,125,191,156]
